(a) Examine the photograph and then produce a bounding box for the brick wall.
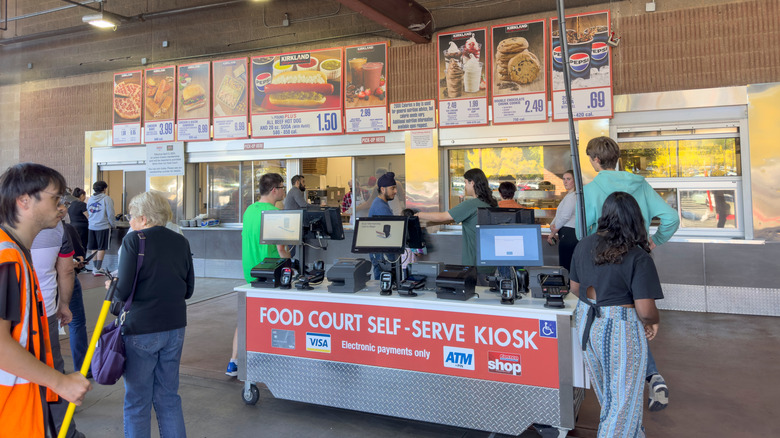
[613,0,780,94]
[18,78,112,188]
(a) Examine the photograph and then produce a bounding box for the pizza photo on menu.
[114,80,142,122]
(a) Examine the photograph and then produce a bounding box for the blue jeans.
[370,253,384,280]
[68,277,88,372]
[646,346,659,378]
[123,327,186,438]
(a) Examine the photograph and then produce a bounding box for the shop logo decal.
[443,346,474,370]
[306,333,331,353]
[488,351,522,376]
[539,320,557,339]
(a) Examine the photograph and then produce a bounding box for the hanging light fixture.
[82,11,120,29]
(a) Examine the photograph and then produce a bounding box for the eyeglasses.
[41,191,67,206]
[275,186,286,190]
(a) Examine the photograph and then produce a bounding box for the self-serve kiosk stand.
[235,280,587,437]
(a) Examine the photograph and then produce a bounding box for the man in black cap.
[368,172,397,279]
[369,172,396,217]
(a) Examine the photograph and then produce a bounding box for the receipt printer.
[527,266,569,298]
[409,261,443,290]
[435,264,477,301]
[327,258,372,293]
[250,258,292,288]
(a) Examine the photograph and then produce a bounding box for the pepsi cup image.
[551,33,562,72]
[567,39,592,80]
[253,56,274,106]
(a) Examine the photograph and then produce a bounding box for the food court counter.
[235,282,585,437]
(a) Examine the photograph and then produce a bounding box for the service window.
[447,144,573,226]
[617,125,744,237]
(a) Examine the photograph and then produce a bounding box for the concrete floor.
[59,273,780,437]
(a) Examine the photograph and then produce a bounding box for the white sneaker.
[648,373,669,411]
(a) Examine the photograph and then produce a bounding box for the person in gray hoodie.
[577,136,680,413]
[86,180,115,275]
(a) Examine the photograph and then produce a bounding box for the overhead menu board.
[143,66,176,143]
[550,10,613,121]
[437,28,489,128]
[212,58,249,140]
[344,43,388,133]
[112,70,143,146]
[251,48,344,138]
[176,62,211,142]
[490,20,547,124]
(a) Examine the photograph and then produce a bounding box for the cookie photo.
[508,50,541,84]
[497,37,529,55]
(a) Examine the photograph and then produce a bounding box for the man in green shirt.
[228,172,291,377]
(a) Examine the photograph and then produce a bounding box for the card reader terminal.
[250,258,292,288]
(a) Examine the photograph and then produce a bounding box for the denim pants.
[123,327,186,438]
[68,277,89,372]
[47,315,78,438]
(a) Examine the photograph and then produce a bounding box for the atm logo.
[306,333,331,353]
[488,351,522,376]
[443,346,474,370]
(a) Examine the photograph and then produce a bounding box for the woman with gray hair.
[115,191,194,437]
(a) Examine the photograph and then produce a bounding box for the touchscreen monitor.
[260,210,303,245]
[475,224,544,267]
[351,217,408,254]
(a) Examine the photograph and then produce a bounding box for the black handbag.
[91,231,145,385]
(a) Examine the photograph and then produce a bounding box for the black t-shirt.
[68,201,88,224]
[569,234,663,306]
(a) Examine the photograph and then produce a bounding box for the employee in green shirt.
[417,168,497,266]
[227,172,291,378]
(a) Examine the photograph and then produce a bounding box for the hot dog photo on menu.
[251,48,342,113]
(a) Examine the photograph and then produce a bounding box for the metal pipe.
[5,0,102,22]
[59,0,101,13]
[555,0,587,238]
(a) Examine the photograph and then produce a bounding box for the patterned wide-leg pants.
[575,299,648,438]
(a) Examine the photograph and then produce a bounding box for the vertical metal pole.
[555,0,588,238]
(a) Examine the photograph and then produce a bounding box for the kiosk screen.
[260,210,303,245]
[475,224,544,267]
[351,217,408,254]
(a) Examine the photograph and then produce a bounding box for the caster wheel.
[242,384,260,405]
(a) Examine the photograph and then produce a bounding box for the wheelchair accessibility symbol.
[539,320,557,339]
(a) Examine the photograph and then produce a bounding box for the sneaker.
[225,359,238,377]
[648,373,669,411]
[92,271,104,277]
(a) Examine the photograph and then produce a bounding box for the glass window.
[204,160,286,223]
[650,188,677,227]
[678,138,740,177]
[448,145,572,225]
[619,141,677,178]
[679,189,737,229]
[207,162,240,223]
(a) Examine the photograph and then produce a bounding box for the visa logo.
[306,333,331,353]
[443,346,475,370]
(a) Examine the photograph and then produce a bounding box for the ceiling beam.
[334,0,432,44]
